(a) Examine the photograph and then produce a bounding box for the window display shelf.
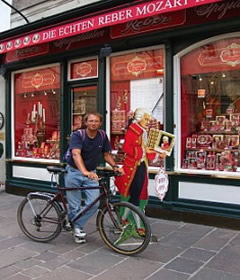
[186,148,240,153]
[199,131,238,135]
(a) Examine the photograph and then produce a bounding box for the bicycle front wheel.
[97,201,151,255]
[17,195,62,242]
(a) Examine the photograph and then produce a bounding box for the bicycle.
[17,166,151,255]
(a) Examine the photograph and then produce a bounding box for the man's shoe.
[74,236,86,244]
[74,228,86,238]
[74,228,86,244]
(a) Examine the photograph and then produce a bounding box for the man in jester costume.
[115,108,165,241]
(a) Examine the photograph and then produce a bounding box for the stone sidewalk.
[1,188,240,280]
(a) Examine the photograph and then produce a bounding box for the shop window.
[71,85,97,131]
[13,64,60,161]
[180,37,240,173]
[109,47,165,167]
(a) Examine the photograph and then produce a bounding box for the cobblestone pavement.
[1,187,240,280]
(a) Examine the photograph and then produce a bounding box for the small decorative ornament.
[154,168,169,201]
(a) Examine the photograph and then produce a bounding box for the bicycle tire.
[97,201,151,255]
[17,195,62,242]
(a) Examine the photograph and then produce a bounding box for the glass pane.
[14,65,61,160]
[180,37,240,172]
[109,48,165,167]
[72,85,97,131]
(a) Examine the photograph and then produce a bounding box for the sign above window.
[0,0,221,55]
[69,58,98,80]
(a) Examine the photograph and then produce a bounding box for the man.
[64,112,122,244]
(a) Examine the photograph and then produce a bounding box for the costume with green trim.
[115,122,155,206]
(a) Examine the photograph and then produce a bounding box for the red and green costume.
[115,122,155,211]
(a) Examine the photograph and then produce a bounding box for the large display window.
[13,64,61,161]
[180,36,240,174]
[109,47,165,167]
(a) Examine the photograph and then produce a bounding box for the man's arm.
[72,148,98,180]
[104,152,124,174]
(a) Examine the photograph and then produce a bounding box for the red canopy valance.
[0,0,222,54]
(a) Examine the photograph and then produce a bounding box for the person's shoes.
[74,228,86,244]
[120,218,130,226]
[74,228,86,238]
[74,236,86,244]
[136,228,146,237]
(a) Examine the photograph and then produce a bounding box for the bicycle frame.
[27,175,120,229]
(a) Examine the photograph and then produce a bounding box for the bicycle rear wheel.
[17,195,62,242]
[97,201,151,255]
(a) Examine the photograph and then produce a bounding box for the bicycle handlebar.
[97,169,121,180]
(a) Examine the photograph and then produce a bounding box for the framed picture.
[225,120,232,131]
[216,115,226,125]
[213,134,224,142]
[229,135,239,147]
[230,113,240,123]
[147,129,175,156]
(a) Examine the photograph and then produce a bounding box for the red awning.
[0,0,222,54]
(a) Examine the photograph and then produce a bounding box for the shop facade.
[1,0,240,222]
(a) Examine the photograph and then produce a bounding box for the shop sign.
[192,0,240,20]
[15,66,60,92]
[127,56,147,77]
[111,49,164,81]
[198,41,240,68]
[0,0,222,54]
[23,72,55,90]
[110,10,186,38]
[70,59,98,79]
[6,44,49,63]
[220,43,240,67]
[112,0,240,39]
[4,29,108,64]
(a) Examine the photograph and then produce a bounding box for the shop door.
[71,85,97,132]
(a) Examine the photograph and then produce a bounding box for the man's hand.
[84,171,99,181]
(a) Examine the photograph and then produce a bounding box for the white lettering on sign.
[58,20,94,37]
[98,9,133,26]
[42,30,57,40]
[136,0,188,15]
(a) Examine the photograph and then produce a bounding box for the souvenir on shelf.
[111,109,126,134]
[183,109,240,172]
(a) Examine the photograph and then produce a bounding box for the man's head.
[84,112,103,131]
[134,108,151,129]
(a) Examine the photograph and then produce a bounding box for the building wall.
[0,76,5,184]
[11,0,101,28]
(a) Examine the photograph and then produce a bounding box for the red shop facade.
[1,0,240,225]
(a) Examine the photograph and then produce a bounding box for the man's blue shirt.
[67,130,111,171]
